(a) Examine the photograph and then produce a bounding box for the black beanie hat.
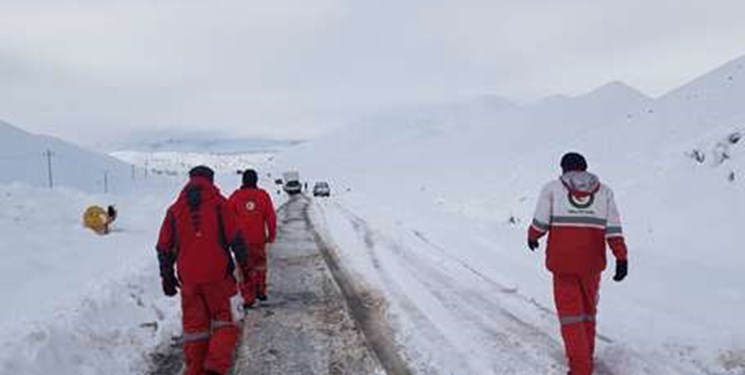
[242,169,258,187]
[189,165,215,182]
[560,152,588,173]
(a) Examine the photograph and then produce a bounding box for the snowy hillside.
[0,120,139,193]
[275,56,745,374]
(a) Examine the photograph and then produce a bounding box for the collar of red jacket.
[180,176,220,198]
[560,171,600,197]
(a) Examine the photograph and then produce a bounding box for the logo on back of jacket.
[245,201,256,212]
[567,193,596,214]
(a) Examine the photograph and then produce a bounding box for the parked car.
[312,182,331,197]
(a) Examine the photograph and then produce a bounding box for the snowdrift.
[0,183,180,374]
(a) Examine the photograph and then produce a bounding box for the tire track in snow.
[407,230,629,375]
[333,206,567,374]
[231,196,384,375]
[336,216,475,374]
[305,197,417,375]
[410,229,615,345]
[330,204,709,375]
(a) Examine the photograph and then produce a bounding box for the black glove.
[161,271,180,297]
[613,260,628,282]
[528,239,539,251]
[157,251,179,296]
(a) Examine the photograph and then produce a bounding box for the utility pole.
[44,149,54,188]
[131,164,136,181]
[104,171,109,194]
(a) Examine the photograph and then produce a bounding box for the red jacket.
[528,171,628,274]
[156,177,239,285]
[227,187,276,245]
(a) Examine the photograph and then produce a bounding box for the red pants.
[251,243,268,296]
[239,243,268,304]
[553,273,600,375]
[181,277,239,375]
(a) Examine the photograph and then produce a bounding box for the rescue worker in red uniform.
[228,169,277,307]
[528,153,628,375]
[156,166,250,375]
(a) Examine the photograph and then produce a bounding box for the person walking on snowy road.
[228,169,277,307]
[156,166,250,375]
[528,152,628,375]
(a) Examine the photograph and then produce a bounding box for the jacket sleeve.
[528,184,552,241]
[220,198,238,242]
[223,198,250,269]
[264,191,277,243]
[156,208,177,274]
[605,188,628,261]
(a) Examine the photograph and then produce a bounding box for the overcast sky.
[2,0,745,147]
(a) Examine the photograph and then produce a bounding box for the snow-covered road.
[313,201,569,374]
[231,195,386,375]
[309,199,711,375]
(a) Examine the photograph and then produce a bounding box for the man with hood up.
[528,152,628,375]
[228,169,276,307]
[156,166,250,375]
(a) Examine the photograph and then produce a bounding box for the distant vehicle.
[284,180,302,195]
[312,182,331,197]
[282,171,302,195]
[282,171,299,183]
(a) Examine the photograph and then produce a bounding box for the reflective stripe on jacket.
[528,172,628,274]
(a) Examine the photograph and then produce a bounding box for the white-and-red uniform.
[528,171,628,375]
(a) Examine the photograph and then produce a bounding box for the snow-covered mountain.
[274,56,745,374]
[0,120,139,193]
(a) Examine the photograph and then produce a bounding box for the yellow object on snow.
[83,205,114,235]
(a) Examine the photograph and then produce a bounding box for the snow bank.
[0,183,180,375]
